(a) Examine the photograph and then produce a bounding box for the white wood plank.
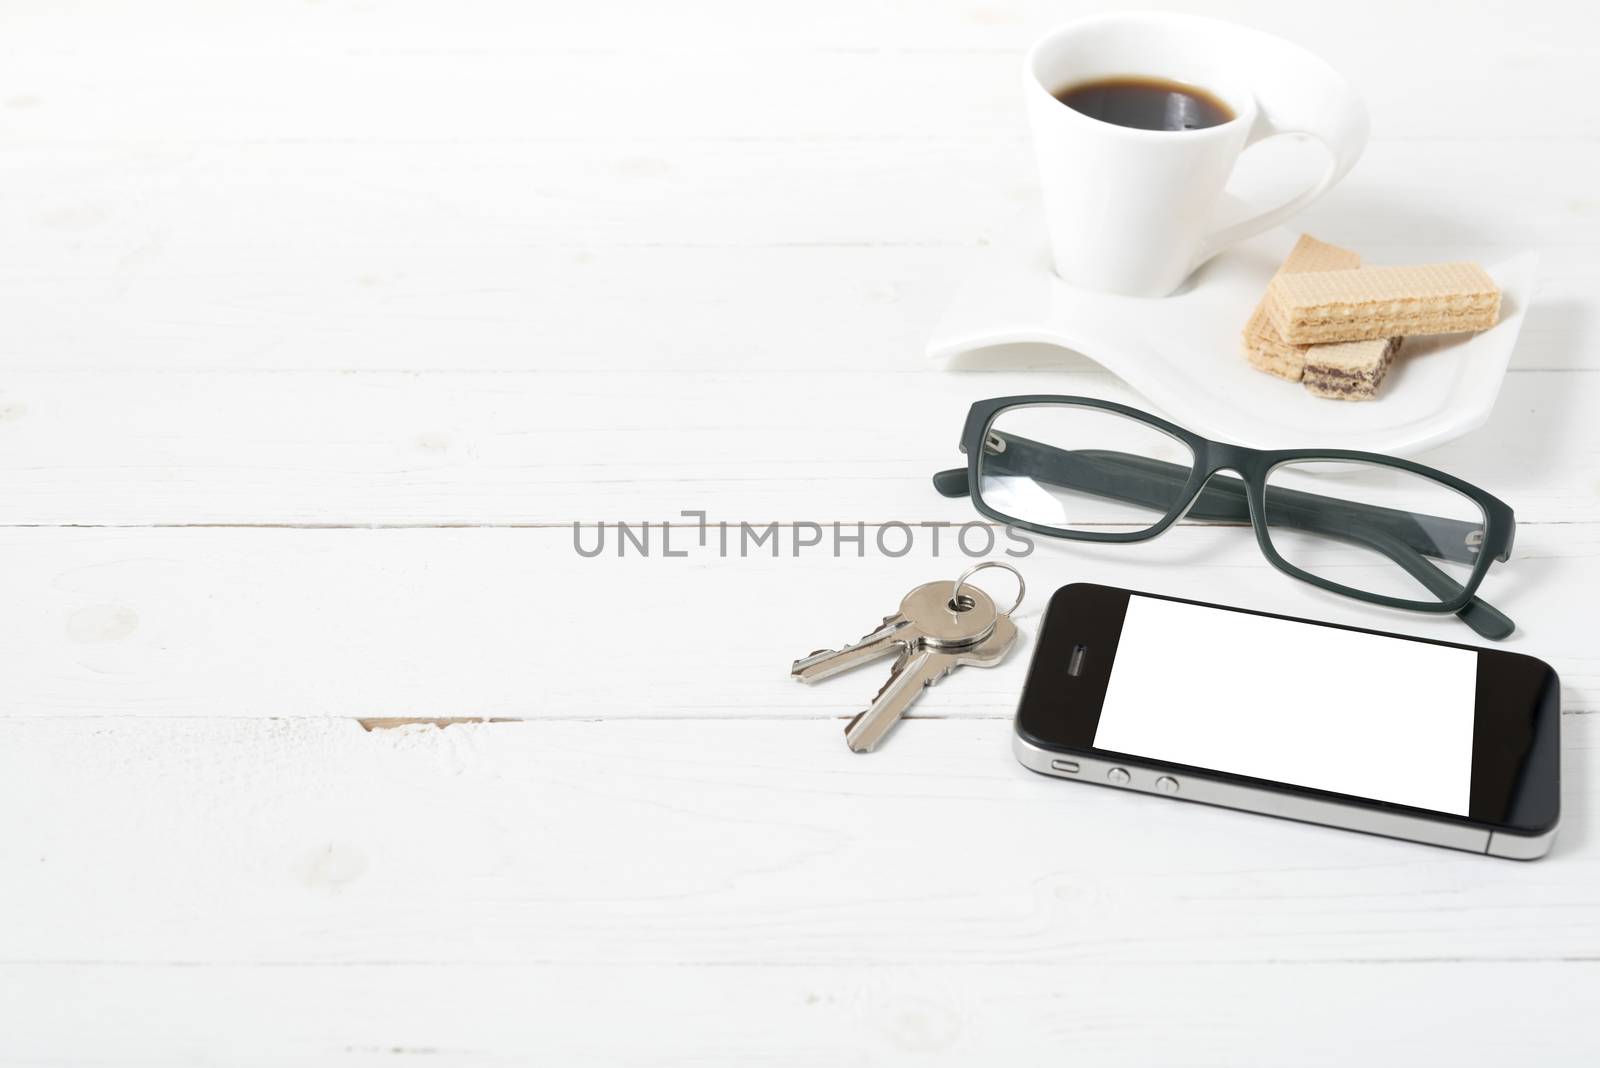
[0,716,1594,969]
[0,961,1594,1066]
[3,140,1594,253]
[5,244,1590,372]
[0,524,1592,721]
[0,0,1571,58]
[1,140,1595,371]
[0,369,1593,525]
[2,0,1593,140]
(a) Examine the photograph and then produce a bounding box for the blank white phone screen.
[1093,597,1478,815]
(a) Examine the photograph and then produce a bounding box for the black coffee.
[1054,76,1234,132]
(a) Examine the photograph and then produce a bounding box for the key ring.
[951,561,1025,617]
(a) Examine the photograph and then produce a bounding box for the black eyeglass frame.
[933,396,1518,640]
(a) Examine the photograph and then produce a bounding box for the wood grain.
[3,0,1598,1059]
[1,144,1595,372]
[0,369,1593,525]
[0,524,1592,721]
[3,961,1594,1065]
[0,716,1594,968]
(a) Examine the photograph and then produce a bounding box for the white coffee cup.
[1025,12,1368,297]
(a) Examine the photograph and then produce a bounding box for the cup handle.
[1195,65,1369,265]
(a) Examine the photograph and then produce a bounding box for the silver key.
[792,572,1022,752]
[844,615,1018,753]
[790,582,997,684]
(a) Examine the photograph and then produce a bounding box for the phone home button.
[1156,776,1180,794]
[1107,767,1131,785]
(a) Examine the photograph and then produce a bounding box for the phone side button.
[1156,776,1180,794]
[1049,759,1080,774]
[1107,767,1131,785]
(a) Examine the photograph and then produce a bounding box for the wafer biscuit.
[1242,235,1361,381]
[1302,336,1402,401]
[1266,262,1500,344]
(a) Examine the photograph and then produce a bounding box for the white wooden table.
[2,1,1597,1063]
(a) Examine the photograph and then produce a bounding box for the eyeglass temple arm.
[1356,528,1514,640]
[932,440,1513,639]
[936,435,1496,564]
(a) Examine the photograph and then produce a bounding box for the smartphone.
[1014,584,1561,858]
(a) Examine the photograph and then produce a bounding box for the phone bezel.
[1015,583,1561,839]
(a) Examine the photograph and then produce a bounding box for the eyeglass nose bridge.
[1165,458,1271,532]
[1195,441,1266,475]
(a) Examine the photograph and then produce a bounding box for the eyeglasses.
[933,396,1517,640]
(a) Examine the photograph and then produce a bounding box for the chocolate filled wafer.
[1302,336,1402,401]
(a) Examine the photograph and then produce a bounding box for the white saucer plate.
[927,219,1537,456]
